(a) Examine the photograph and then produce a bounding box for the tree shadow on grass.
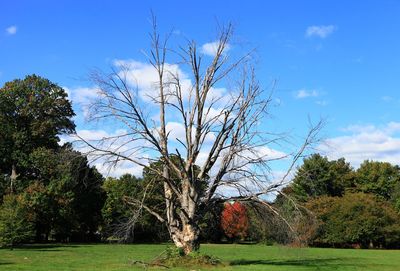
[13,244,82,251]
[0,262,13,266]
[230,257,364,269]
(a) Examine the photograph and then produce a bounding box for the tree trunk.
[165,177,201,255]
[170,221,200,255]
[10,164,18,193]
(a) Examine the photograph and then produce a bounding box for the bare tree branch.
[76,18,323,254]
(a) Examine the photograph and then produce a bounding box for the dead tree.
[78,19,322,254]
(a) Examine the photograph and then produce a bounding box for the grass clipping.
[131,246,223,269]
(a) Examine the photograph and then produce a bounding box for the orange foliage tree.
[221,202,249,240]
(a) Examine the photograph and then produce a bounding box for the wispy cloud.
[63,86,101,118]
[319,122,400,167]
[381,96,394,102]
[6,25,17,35]
[201,41,231,56]
[316,100,328,106]
[295,89,319,99]
[306,25,336,38]
[352,57,363,63]
[172,29,181,35]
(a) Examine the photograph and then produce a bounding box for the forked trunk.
[164,178,200,255]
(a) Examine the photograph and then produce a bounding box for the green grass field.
[1,243,400,270]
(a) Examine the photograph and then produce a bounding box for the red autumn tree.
[221,202,249,240]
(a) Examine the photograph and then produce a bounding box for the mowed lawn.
[1,243,400,271]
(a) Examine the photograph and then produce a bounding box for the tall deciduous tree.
[0,75,75,193]
[80,19,321,254]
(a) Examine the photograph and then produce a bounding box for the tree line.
[272,154,400,248]
[1,75,399,249]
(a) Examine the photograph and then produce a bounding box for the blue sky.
[1,0,400,177]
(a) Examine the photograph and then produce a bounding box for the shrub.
[307,192,400,248]
[0,194,35,248]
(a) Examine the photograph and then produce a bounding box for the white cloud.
[6,25,17,35]
[77,129,123,141]
[319,122,400,167]
[113,59,192,103]
[207,87,227,103]
[63,86,71,99]
[165,122,186,141]
[64,86,100,105]
[63,58,280,180]
[315,100,328,106]
[60,128,150,177]
[295,89,319,99]
[112,59,236,109]
[111,59,236,128]
[63,86,101,118]
[60,129,129,147]
[306,25,336,38]
[256,146,287,160]
[340,124,376,134]
[66,125,216,178]
[201,41,231,57]
[386,122,400,134]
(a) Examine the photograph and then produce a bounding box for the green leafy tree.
[0,75,106,243]
[307,193,400,248]
[102,173,168,242]
[355,160,400,201]
[271,186,318,245]
[0,74,75,193]
[0,194,35,248]
[244,203,271,243]
[0,174,7,202]
[25,145,105,242]
[392,182,400,212]
[198,202,224,243]
[64,147,105,241]
[291,154,354,201]
[102,175,139,230]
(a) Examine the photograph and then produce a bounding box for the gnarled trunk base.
[170,223,200,255]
